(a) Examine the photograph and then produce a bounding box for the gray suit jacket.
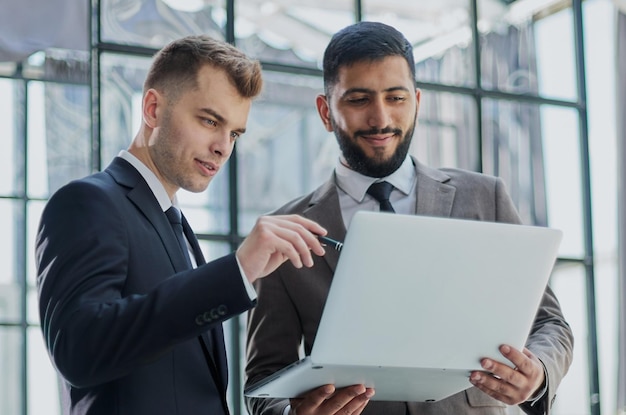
[245,159,573,415]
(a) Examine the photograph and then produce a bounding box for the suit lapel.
[106,158,191,273]
[300,175,347,273]
[412,159,456,217]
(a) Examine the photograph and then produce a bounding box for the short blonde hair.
[144,35,263,101]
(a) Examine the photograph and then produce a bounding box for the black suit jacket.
[36,157,255,415]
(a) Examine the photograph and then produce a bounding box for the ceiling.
[0,0,583,66]
[0,0,88,63]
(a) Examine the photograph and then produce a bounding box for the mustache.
[354,127,402,136]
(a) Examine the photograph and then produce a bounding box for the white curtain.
[617,7,626,415]
[0,0,88,62]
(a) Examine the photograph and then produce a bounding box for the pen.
[317,235,343,252]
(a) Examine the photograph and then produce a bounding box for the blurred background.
[0,0,624,414]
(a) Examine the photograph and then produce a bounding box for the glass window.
[101,0,225,48]
[235,0,354,68]
[0,327,22,415]
[540,105,584,258]
[237,71,332,234]
[534,6,577,101]
[481,98,547,226]
[0,62,18,77]
[183,189,232,239]
[478,0,577,100]
[26,201,45,289]
[28,327,60,415]
[481,100,584,252]
[28,202,45,326]
[0,199,20,321]
[549,263,591,413]
[412,90,478,171]
[100,53,151,166]
[196,240,231,263]
[584,2,619,410]
[27,82,91,199]
[0,79,23,196]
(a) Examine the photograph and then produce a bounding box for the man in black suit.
[35,35,328,415]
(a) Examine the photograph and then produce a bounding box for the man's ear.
[142,89,161,129]
[414,88,422,126]
[315,94,333,132]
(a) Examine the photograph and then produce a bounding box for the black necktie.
[367,181,396,213]
[165,206,193,268]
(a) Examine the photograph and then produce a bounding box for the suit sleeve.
[494,178,574,414]
[519,280,573,415]
[35,180,255,388]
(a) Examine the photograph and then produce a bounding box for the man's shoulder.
[45,165,130,216]
[271,190,319,215]
[270,179,336,216]
[52,157,140,198]
[52,170,115,197]
[432,166,500,188]
[438,166,497,180]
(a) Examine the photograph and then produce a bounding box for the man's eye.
[230,132,240,140]
[348,97,368,104]
[389,96,406,102]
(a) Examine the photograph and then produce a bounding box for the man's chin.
[183,181,211,194]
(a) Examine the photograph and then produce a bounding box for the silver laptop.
[245,211,562,402]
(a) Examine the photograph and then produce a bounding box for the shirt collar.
[118,150,178,211]
[335,155,416,203]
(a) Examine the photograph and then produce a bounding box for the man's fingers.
[321,385,373,415]
[289,384,373,415]
[237,214,329,281]
[469,345,545,405]
[296,384,336,407]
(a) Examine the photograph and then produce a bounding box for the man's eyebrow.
[341,86,412,97]
[200,107,225,123]
[200,107,247,134]
[342,87,374,96]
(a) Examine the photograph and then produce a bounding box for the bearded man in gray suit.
[245,21,573,415]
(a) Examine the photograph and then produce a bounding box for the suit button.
[195,305,228,325]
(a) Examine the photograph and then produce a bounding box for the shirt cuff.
[236,255,257,301]
[526,361,548,406]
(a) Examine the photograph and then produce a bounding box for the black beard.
[332,121,415,178]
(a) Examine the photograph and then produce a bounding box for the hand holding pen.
[317,235,343,252]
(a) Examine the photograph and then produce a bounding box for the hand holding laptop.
[245,212,562,403]
[288,384,375,415]
[470,344,546,405]
[286,343,544,414]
